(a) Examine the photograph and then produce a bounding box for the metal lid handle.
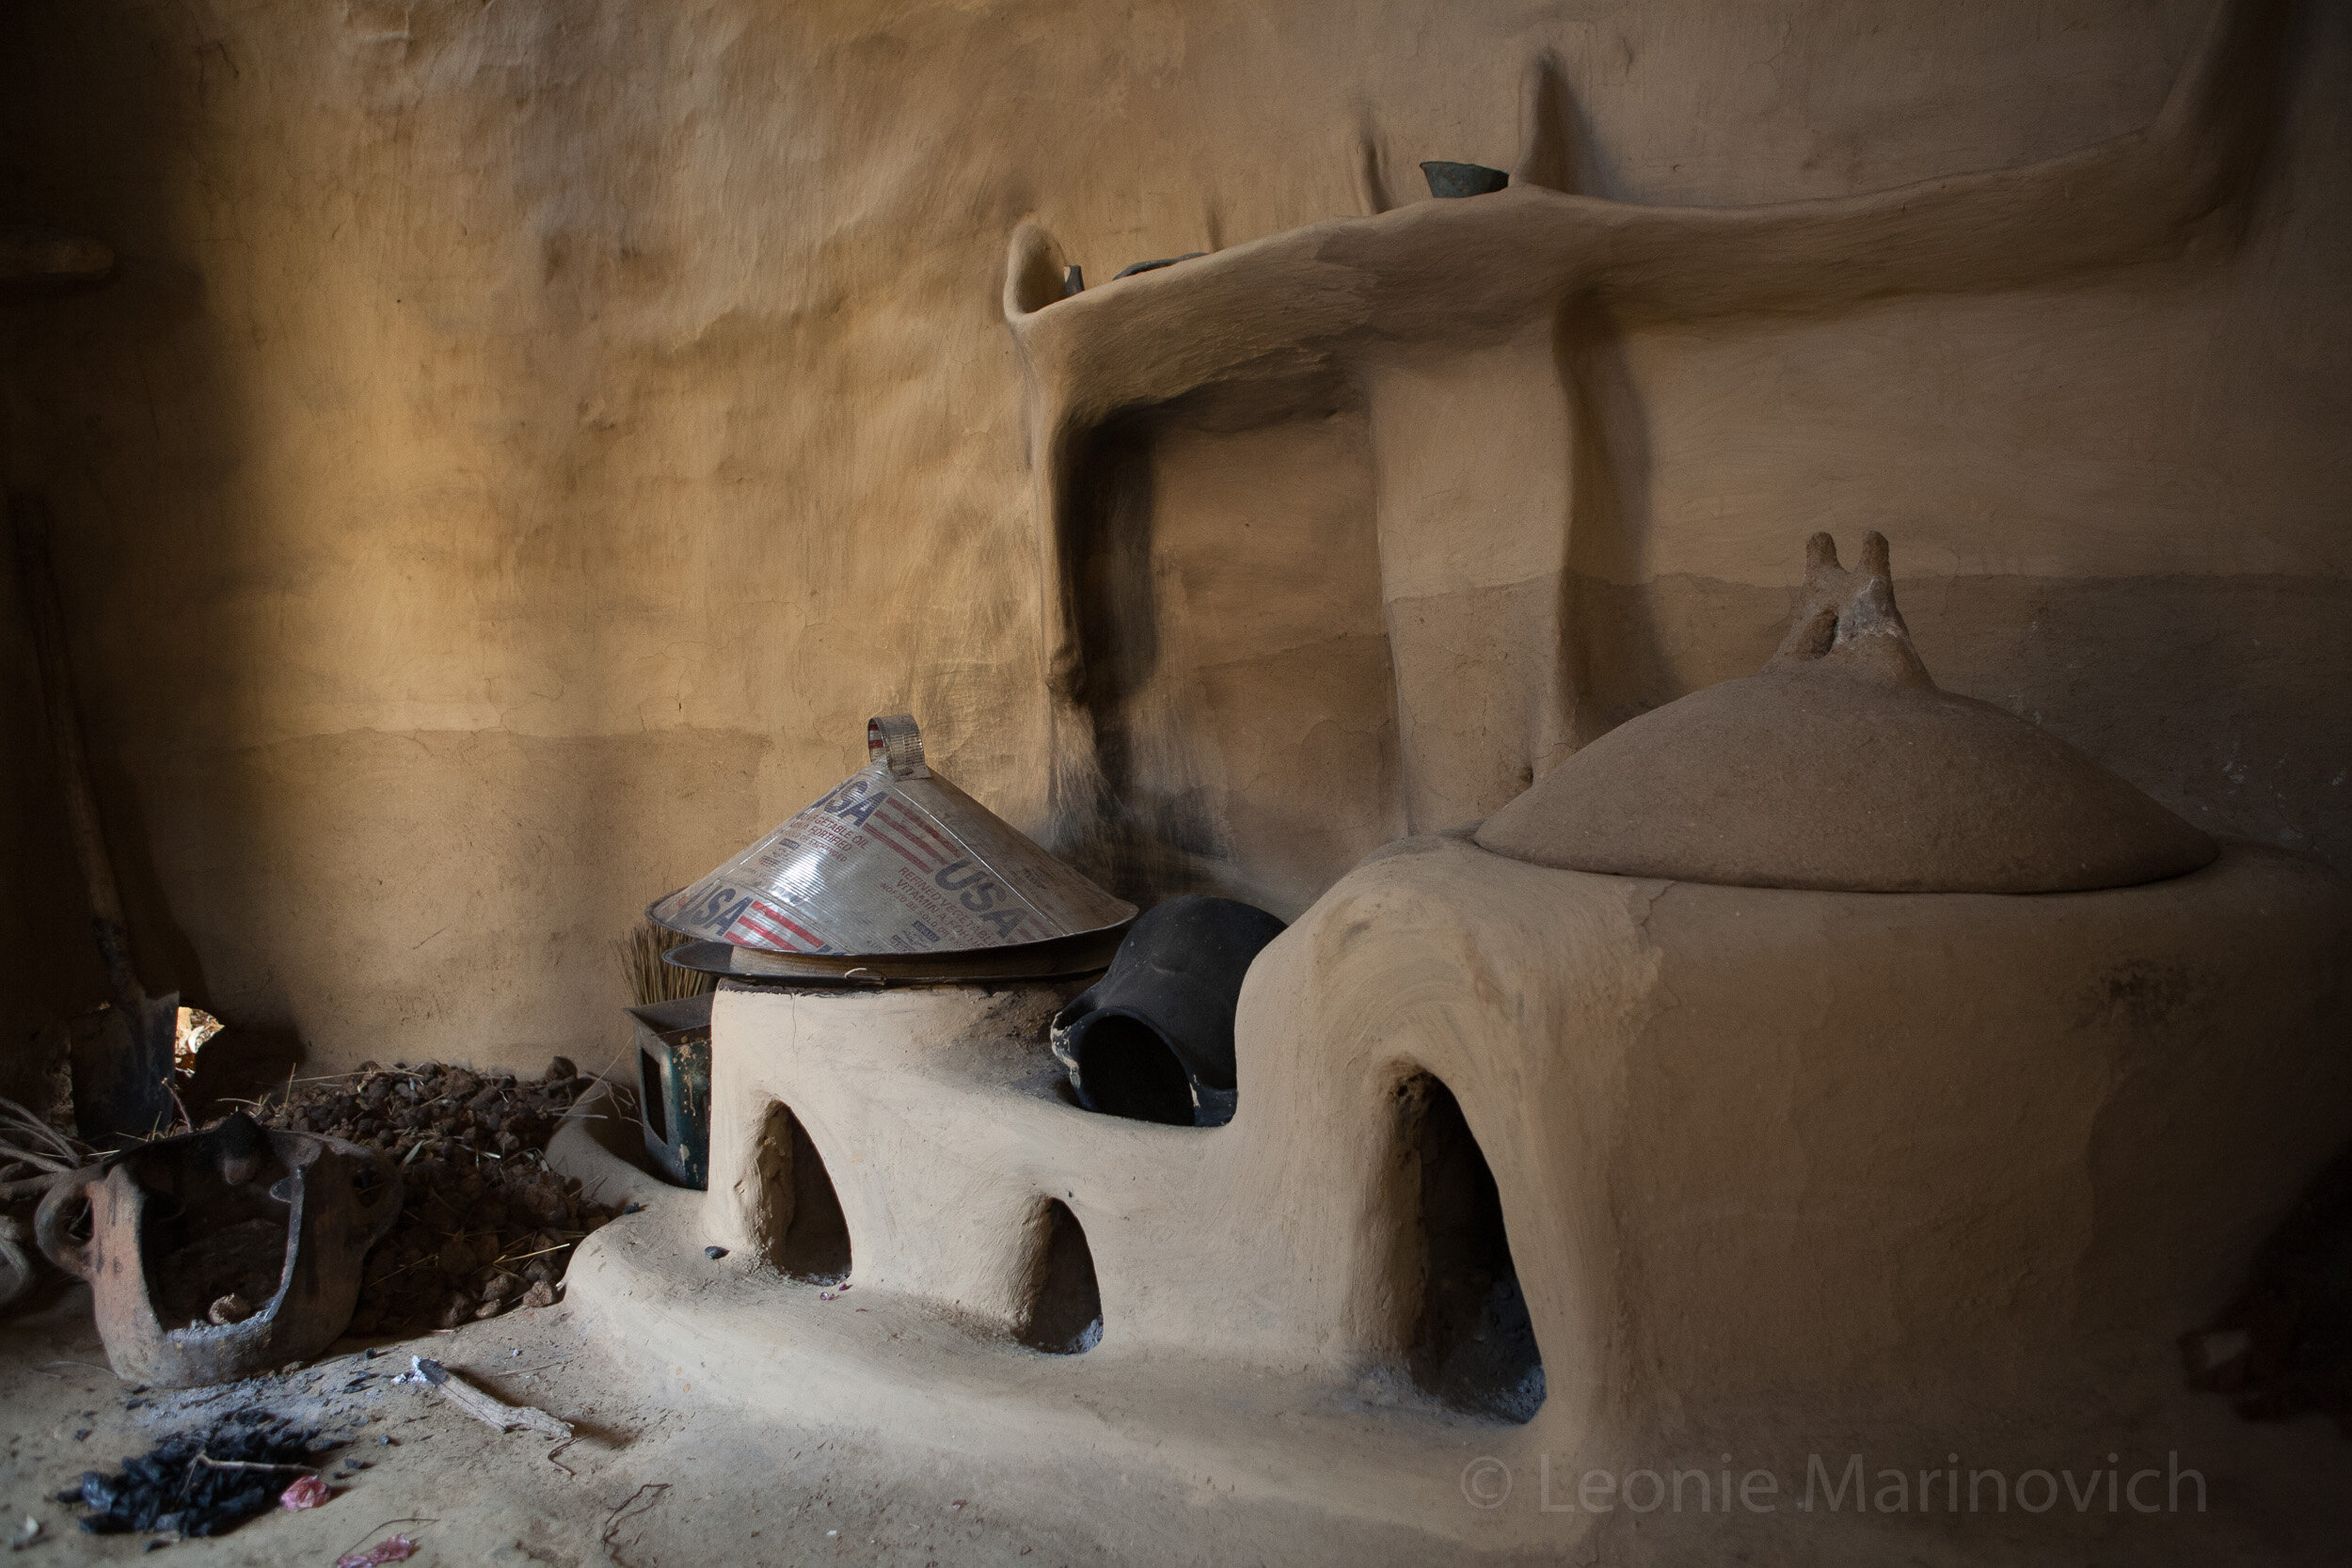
[866,715,930,779]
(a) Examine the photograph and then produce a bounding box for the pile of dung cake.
[258,1057,619,1334]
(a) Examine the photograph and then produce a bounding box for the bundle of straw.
[616,920,713,1008]
[0,1094,92,1199]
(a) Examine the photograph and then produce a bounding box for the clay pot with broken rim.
[36,1117,403,1386]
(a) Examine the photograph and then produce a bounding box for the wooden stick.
[402,1357,573,1439]
[8,496,126,940]
[8,494,175,1138]
[189,1453,319,1477]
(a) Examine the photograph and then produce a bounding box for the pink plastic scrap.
[335,1534,419,1567]
[278,1475,329,1511]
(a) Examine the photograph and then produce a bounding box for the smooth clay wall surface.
[1,0,2345,1082]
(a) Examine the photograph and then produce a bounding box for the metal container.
[648,715,1135,967]
[628,993,713,1189]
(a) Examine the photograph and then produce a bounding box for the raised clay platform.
[554,834,2352,1561]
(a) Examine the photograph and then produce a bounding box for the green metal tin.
[627,993,712,1189]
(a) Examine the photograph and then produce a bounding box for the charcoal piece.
[67,1419,317,1538]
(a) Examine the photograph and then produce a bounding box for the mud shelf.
[1003,5,2283,880]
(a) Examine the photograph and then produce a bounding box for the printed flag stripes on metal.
[866,798,959,870]
[724,896,830,954]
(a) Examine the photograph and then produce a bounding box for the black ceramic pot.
[1050,895,1287,1128]
[1420,160,1509,198]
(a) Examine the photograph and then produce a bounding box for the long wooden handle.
[8,493,137,1002]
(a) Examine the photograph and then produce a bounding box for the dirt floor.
[6,1069,2349,1568]
[0,1271,1473,1568]
[8,1259,2352,1567]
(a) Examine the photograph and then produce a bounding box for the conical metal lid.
[649,715,1136,959]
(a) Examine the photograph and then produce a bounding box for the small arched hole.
[1402,1073,1544,1422]
[752,1101,851,1284]
[1017,1199,1103,1354]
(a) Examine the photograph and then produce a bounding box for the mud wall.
[2,0,2344,1081]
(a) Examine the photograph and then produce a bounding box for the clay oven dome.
[1474,533,2218,894]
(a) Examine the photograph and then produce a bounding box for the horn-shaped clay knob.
[1857,531,1891,580]
[1475,529,2217,894]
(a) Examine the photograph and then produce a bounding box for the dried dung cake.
[257,1057,618,1335]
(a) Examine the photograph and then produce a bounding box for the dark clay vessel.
[1051,895,1287,1128]
[37,1117,403,1386]
[1420,161,1508,198]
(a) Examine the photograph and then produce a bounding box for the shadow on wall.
[1046,273,2352,890]
[0,0,291,1112]
[0,515,102,1106]
[1052,373,1402,915]
[1555,301,1661,750]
